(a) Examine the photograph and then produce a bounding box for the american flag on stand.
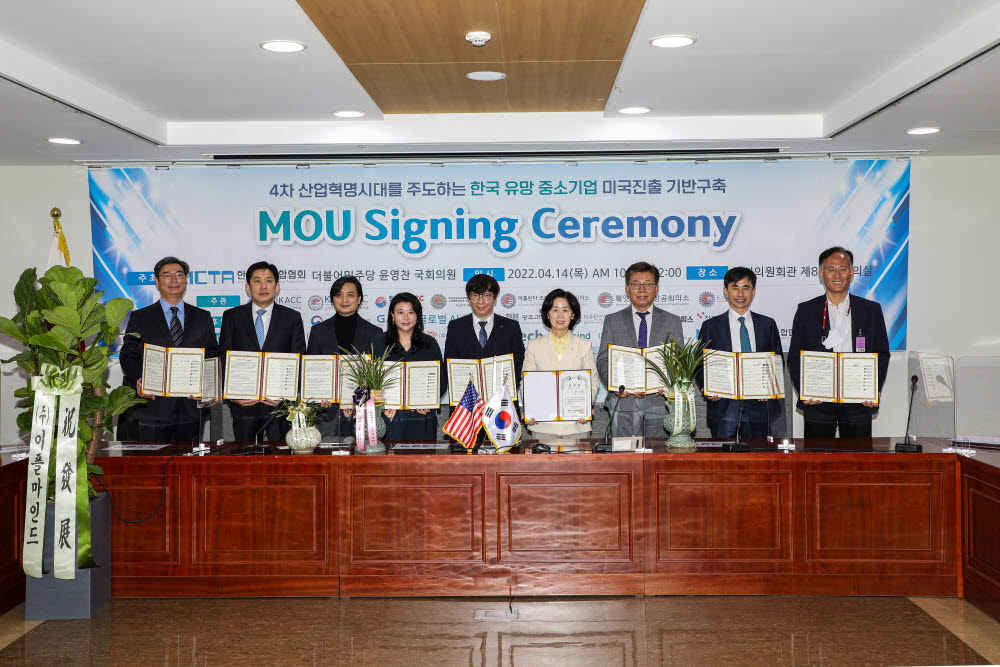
[443,379,483,450]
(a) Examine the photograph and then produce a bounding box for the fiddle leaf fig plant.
[0,265,145,497]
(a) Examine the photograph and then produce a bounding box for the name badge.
[856,336,866,352]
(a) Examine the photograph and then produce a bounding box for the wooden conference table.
[2,437,1000,624]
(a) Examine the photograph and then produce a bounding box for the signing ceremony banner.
[90,159,908,354]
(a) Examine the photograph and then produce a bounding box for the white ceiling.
[1,0,999,165]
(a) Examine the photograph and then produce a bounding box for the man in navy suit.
[219,261,306,441]
[443,273,525,396]
[697,267,785,439]
[788,246,891,437]
[118,256,220,442]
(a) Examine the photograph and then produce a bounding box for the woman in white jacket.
[522,289,601,438]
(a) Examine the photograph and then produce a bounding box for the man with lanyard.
[788,246,891,437]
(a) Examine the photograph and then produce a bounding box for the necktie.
[255,308,267,349]
[637,311,649,348]
[169,306,183,346]
[478,321,488,348]
[739,316,752,353]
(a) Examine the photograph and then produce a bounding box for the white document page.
[482,354,516,400]
[702,350,737,399]
[522,371,559,422]
[448,359,482,405]
[300,355,337,402]
[558,369,592,421]
[405,361,441,410]
[799,351,837,402]
[738,352,777,400]
[166,347,204,397]
[224,351,263,400]
[607,345,646,393]
[382,362,404,409]
[262,352,300,400]
[839,353,878,404]
[201,357,221,402]
[643,346,670,392]
[771,355,785,398]
[141,344,167,396]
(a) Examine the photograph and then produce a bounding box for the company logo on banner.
[90,160,908,354]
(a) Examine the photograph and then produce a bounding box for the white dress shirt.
[824,297,853,353]
[472,312,495,341]
[252,301,275,342]
[728,309,756,353]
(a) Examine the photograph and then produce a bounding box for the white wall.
[0,166,92,444]
[2,157,999,443]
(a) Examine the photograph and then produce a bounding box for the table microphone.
[245,411,278,455]
[723,401,750,452]
[594,385,625,453]
[895,375,922,452]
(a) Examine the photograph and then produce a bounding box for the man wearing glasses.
[597,261,684,438]
[118,256,220,442]
[444,273,525,397]
[788,246,890,437]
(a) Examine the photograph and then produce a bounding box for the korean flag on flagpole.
[481,377,521,453]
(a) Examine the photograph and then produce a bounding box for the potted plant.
[273,399,325,453]
[0,265,143,618]
[645,337,708,447]
[339,346,397,452]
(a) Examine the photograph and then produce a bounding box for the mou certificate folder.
[799,351,879,404]
[199,357,221,405]
[382,361,441,410]
[446,354,517,405]
[223,351,302,400]
[141,344,205,397]
[522,370,593,422]
[300,355,338,402]
[702,350,783,400]
[606,344,671,393]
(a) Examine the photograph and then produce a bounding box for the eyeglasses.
[157,272,186,280]
[469,292,495,302]
[628,282,656,290]
[823,266,852,276]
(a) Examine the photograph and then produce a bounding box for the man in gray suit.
[597,261,684,438]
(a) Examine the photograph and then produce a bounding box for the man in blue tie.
[696,267,785,439]
[219,261,306,441]
[597,261,683,438]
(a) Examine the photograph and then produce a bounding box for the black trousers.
[229,402,288,442]
[803,402,872,438]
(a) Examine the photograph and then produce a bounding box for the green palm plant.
[339,345,398,396]
[645,336,708,389]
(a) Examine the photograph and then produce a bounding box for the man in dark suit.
[118,256,220,442]
[696,267,785,439]
[597,261,684,438]
[306,275,381,437]
[443,273,525,395]
[788,246,891,437]
[219,261,306,441]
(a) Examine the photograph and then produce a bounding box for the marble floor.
[0,595,997,666]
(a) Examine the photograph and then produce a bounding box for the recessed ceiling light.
[465,31,491,47]
[333,110,366,118]
[906,126,940,135]
[649,35,696,48]
[466,71,506,81]
[618,106,651,115]
[260,40,306,53]
[47,137,81,145]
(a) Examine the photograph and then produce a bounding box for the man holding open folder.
[788,246,890,437]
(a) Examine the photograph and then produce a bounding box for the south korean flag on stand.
[482,375,521,453]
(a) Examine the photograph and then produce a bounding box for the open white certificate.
[702,350,738,399]
[643,347,670,392]
[201,357,221,403]
[262,352,300,400]
[405,361,441,410]
[141,344,167,396]
[447,359,482,405]
[839,352,878,404]
[522,371,559,422]
[165,347,204,397]
[558,370,592,421]
[739,352,779,400]
[382,362,404,409]
[607,345,647,393]
[224,350,263,400]
[482,354,516,401]
[772,355,785,398]
[799,351,837,402]
[300,355,337,402]
[338,354,371,405]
